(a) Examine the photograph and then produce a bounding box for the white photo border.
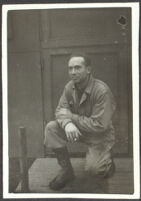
[2,2,140,199]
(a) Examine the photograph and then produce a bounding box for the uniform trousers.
[44,120,115,176]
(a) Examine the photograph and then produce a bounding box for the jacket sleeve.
[71,90,116,134]
[55,87,72,129]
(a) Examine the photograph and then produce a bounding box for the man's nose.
[72,68,76,74]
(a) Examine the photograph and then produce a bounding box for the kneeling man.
[44,53,116,190]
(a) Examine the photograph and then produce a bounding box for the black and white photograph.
[2,2,140,199]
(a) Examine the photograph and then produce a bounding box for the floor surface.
[16,157,134,194]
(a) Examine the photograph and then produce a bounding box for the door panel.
[42,47,130,154]
[40,8,131,48]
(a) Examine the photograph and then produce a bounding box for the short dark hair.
[69,53,91,67]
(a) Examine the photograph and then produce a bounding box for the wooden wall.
[8,8,132,157]
[8,10,44,157]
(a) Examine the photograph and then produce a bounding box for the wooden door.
[40,8,132,155]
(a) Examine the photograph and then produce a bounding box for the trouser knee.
[85,159,112,176]
[85,147,112,176]
[44,121,67,149]
[44,121,58,142]
[45,121,57,135]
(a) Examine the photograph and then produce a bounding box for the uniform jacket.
[55,74,116,144]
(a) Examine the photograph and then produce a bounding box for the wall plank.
[8,53,44,157]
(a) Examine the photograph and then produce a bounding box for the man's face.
[68,57,90,84]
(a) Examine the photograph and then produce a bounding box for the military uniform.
[44,74,116,176]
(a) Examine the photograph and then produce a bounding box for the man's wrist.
[62,119,72,130]
[71,114,79,123]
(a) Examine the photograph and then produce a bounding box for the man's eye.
[75,66,81,70]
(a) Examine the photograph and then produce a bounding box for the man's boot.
[49,147,75,190]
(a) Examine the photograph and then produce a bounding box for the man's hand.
[56,108,72,120]
[65,122,82,142]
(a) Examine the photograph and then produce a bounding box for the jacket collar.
[84,74,94,95]
[72,74,94,105]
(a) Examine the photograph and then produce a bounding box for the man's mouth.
[72,78,78,82]
[72,76,78,80]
